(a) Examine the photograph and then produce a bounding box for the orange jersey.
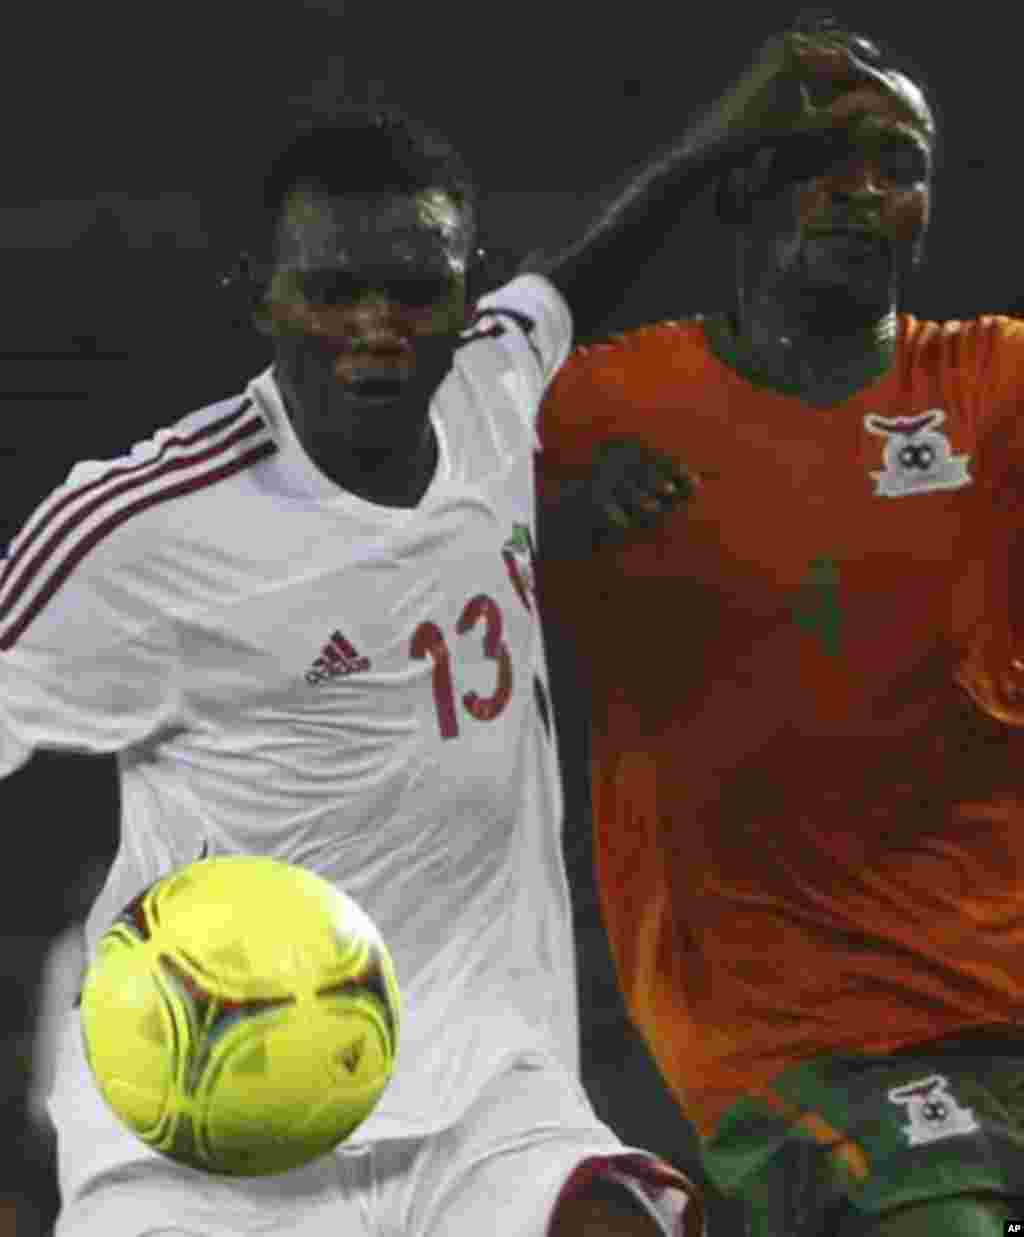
[538,314,1024,1139]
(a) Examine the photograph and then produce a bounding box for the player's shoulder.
[571,315,704,363]
[2,388,276,625]
[538,317,708,457]
[461,273,572,377]
[50,388,273,535]
[473,271,566,319]
[64,389,272,488]
[554,316,707,392]
[897,312,1024,371]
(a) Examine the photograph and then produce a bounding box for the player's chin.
[339,375,409,407]
[803,262,894,319]
[333,363,416,407]
[805,255,891,290]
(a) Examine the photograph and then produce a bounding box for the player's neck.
[282,385,439,508]
[321,425,439,508]
[706,304,899,409]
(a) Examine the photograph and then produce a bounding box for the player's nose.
[310,298,408,348]
[830,160,887,203]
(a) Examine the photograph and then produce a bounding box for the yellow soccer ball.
[80,855,401,1176]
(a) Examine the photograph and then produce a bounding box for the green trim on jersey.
[792,556,845,656]
[703,311,897,407]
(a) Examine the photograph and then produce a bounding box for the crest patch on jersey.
[864,410,972,497]
[502,523,536,613]
[888,1074,980,1147]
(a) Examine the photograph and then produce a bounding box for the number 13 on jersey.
[411,594,513,740]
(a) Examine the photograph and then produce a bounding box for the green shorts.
[702,1031,1024,1237]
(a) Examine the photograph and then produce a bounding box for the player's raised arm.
[519,21,905,340]
[534,18,927,558]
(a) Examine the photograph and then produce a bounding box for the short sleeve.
[468,274,573,409]
[987,315,1024,403]
[0,512,180,779]
[0,623,180,777]
[978,317,1024,465]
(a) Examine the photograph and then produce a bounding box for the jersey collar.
[703,312,897,408]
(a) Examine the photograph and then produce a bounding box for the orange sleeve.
[978,316,1024,461]
[952,316,1024,726]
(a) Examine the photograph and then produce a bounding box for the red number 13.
[410,594,514,740]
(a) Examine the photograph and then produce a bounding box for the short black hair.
[261,106,477,247]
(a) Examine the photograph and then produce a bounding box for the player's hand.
[536,440,694,560]
[696,24,904,152]
[584,438,695,542]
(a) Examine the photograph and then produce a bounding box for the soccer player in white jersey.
[2,110,697,1236]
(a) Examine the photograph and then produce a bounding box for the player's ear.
[715,167,753,226]
[217,253,271,332]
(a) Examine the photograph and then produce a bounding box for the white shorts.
[48,1011,697,1237]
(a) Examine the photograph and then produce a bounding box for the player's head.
[242,107,479,438]
[721,13,939,332]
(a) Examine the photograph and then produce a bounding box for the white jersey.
[1,274,575,1142]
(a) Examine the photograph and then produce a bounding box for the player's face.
[746,81,933,326]
[260,187,471,439]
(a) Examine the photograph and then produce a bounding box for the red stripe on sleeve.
[0,439,277,650]
[0,400,256,593]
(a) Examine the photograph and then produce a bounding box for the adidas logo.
[305,630,371,686]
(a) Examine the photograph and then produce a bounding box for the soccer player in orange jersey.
[539,14,1024,1237]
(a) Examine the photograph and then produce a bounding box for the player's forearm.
[522,30,851,337]
[520,133,755,338]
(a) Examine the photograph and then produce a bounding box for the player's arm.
[533,22,899,556]
[1,534,177,1126]
[517,23,894,339]
[517,139,745,342]
[1,617,175,933]
[0,527,173,1202]
[1,625,178,776]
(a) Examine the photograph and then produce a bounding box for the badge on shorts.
[888,1074,980,1146]
[864,410,972,497]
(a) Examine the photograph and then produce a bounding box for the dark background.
[3,2,1021,1232]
